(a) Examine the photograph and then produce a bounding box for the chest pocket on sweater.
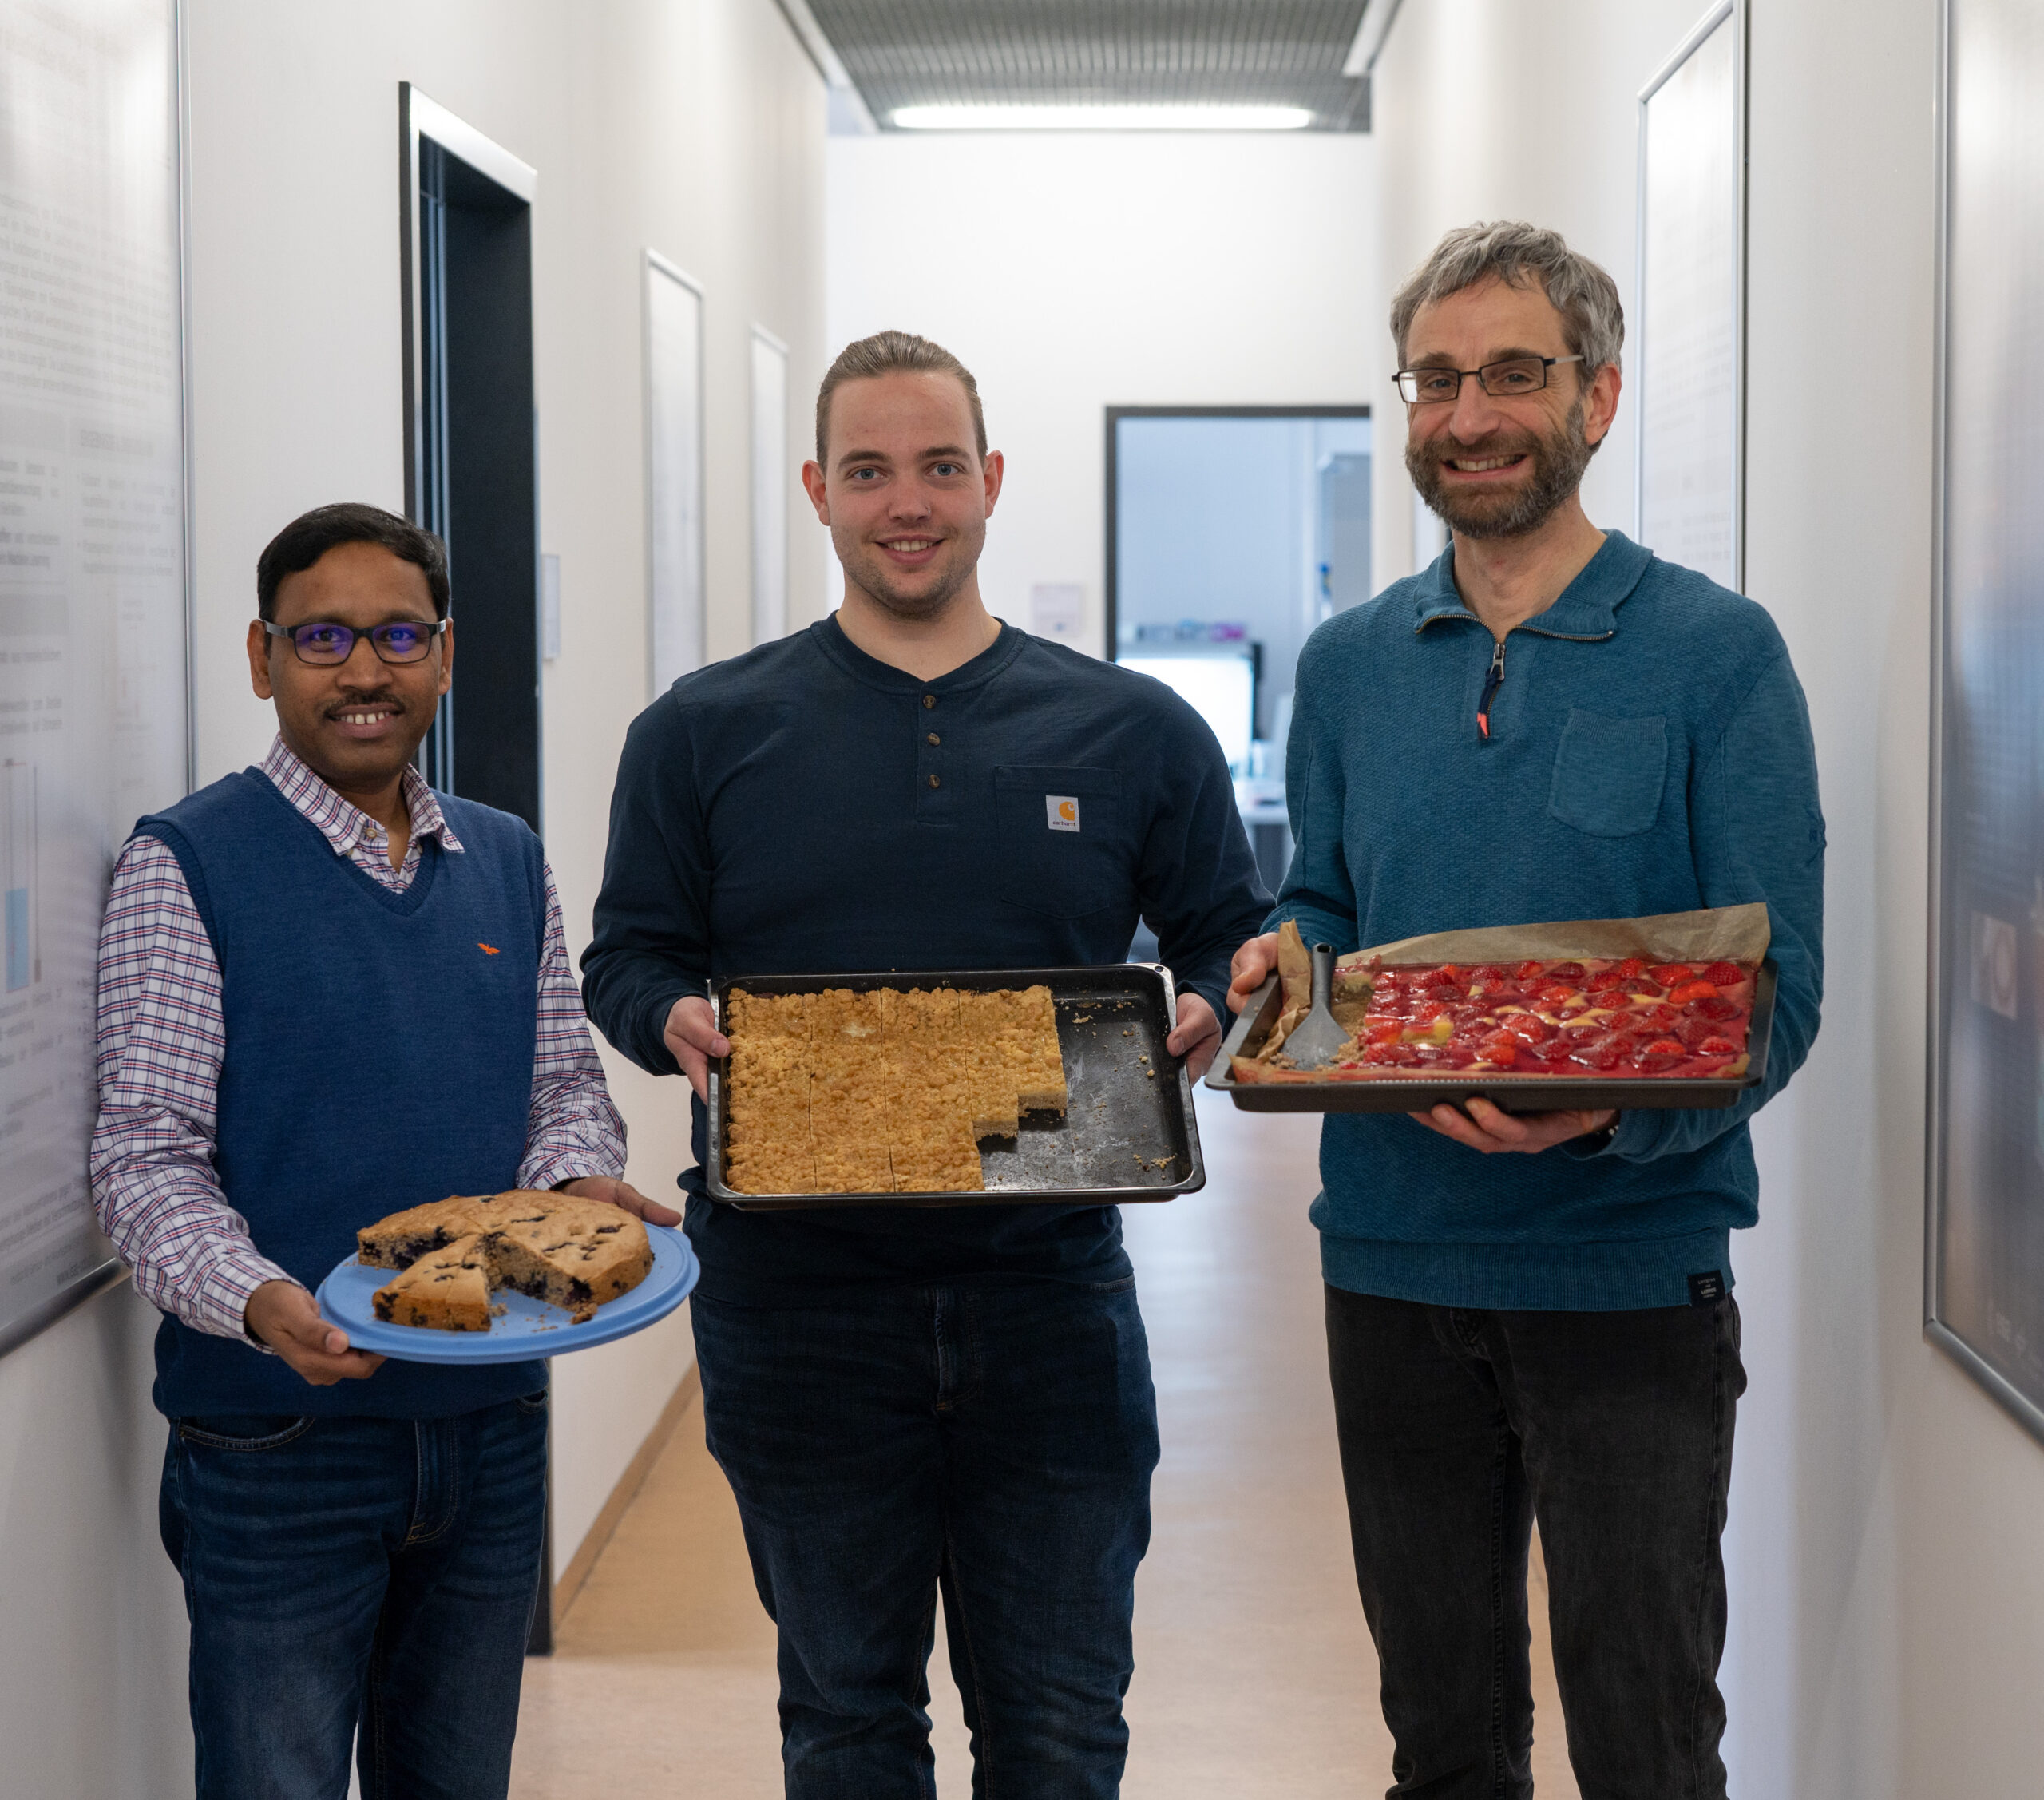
[1547,709,1668,838]
[993,766,1125,918]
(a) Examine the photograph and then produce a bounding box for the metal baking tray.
[704,965,1206,1209]
[1205,959,1779,1114]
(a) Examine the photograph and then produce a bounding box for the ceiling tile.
[807,1,1372,130]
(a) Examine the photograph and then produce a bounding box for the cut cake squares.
[720,982,1070,1198]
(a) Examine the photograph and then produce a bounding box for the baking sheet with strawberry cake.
[1208,903,1777,1114]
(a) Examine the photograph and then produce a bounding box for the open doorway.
[400,86,543,832]
[1107,406,1371,914]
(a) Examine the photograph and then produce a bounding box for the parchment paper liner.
[1251,902,1770,1072]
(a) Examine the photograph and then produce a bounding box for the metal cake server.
[1282,942,1352,1070]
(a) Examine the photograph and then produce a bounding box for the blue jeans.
[1325,1287,1746,1800]
[159,1394,549,1800]
[691,1276,1160,1799]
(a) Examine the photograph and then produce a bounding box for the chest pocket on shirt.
[993,766,1125,918]
[1547,709,1668,838]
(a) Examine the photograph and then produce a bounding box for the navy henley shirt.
[581,615,1270,1300]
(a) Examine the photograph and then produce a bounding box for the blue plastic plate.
[315,1224,699,1365]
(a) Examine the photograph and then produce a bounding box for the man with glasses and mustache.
[91,502,674,1799]
[1227,224,1824,1796]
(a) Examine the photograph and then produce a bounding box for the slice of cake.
[371,1234,495,1330]
[952,993,1027,1138]
[357,1195,495,1270]
[724,989,818,1195]
[885,989,986,1193]
[809,989,895,1193]
[982,985,1068,1112]
[485,1196,654,1322]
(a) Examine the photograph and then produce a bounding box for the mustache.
[323,692,406,716]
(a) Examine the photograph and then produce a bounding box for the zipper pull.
[1477,638,1506,739]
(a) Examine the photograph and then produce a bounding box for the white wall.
[826,131,1376,656]
[0,1288,191,1796]
[1372,2,2034,1794]
[0,4,826,1790]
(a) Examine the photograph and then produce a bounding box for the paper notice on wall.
[1029,583,1083,643]
[1971,911,2020,1020]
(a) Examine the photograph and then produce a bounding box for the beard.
[1406,398,1596,541]
[834,526,980,621]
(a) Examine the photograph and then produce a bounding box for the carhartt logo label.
[1047,795,1080,832]
[478,942,501,956]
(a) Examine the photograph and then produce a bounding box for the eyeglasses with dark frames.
[263,618,450,667]
[1393,355,1585,405]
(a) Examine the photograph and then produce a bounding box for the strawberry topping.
[1338,955,1757,1080]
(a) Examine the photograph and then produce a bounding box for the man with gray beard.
[1227,224,1824,1795]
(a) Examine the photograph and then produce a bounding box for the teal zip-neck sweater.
[1272,530,1824,1310]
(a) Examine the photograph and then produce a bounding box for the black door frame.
[1103,403,1372,661]
[398,84,544,831]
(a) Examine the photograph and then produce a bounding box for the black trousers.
[1325,1285,1745,1800]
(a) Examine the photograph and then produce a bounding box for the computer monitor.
[1120,653,1256,773]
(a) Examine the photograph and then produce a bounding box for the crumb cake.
[721,983,1069,1197]
[359,1189,654,1331]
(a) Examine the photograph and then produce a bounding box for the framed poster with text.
[644,251,707,696]
[1635,0,1746,593]
[1927,0,2044,1439]
[0,0,192,1356]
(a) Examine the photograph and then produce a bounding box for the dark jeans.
[159,1394,549,1800]
[1325,1287,1745,1800]
[691,1276,1160,1799]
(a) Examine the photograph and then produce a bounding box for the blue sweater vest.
[135,770,548,1417]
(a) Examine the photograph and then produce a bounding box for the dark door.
[405,121,541,831]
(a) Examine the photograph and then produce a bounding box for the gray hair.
[1390,221,1625,379]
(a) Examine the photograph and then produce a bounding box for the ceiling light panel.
[806,0,1372,132]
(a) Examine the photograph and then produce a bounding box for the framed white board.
[0,0,191,1356]
[644,252,705,695]
[751,326,789,645]
[1635,0,1745,593]
[1927,0,2044,1441]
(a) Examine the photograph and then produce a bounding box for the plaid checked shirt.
[90,737,627,1343]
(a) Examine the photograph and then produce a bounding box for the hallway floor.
[510,1091,1579,1798]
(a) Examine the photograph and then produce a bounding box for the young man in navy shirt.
[93,504,676,1799]
[1230,224,1824,1797]
[583,331,1269,1797]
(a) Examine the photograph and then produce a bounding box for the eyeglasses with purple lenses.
[263,618,450,666]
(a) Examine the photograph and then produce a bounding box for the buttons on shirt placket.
[916,692,951,818]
